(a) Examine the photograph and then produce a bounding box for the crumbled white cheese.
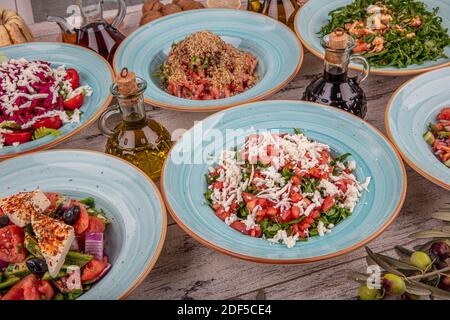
[268,230,299,248]
[225,213,237,226]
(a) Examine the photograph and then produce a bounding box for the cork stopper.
[117,68,139,96]
[327,28,349,50]
[324,28,350,65]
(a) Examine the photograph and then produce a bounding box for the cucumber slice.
[42,270,67,281]
[25,233,42,257]
[423,131,435,145]
[4,262,31,278]
[0,276,20,290]
[64,251,93,268]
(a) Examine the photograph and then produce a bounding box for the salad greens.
[320,0,450,68]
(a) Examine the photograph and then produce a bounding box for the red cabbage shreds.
[85,232,104,260]
[0,259,8,269]
[0,59,67,127]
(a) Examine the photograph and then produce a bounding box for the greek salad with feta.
[0,57,92,148]
[0,190,111,300]
[205,130,371,248]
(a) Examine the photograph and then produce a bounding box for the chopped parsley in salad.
[205,131,371,248]
[424,107,450,167]
[0,190,110,300]
[0,58,92,148]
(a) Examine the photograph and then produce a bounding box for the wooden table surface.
[29,10,448,299]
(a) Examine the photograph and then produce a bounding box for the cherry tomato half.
[65,68,80,89]
[64,93,84,110]
[3,131,32,146]
[33,116,63,130]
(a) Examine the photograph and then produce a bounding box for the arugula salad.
[320,0,450,68]
[204,130,371,248]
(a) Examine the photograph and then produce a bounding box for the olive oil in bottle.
[260,0,300,30]
[99,68,172,181]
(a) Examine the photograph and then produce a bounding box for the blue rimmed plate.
[0,150,167,299]
[114,9,303,111]
[0,43,114,159]
[295,0,450,76]
[162,100,406,263]
[386,66,450,190]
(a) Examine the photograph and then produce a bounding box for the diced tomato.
[0,225,26,263]
[215,206,229,221]
[303,198,312,206]
[81,259,109,282]
[291,176,301,185]
[246,199,258,212]
[87,216,105,233]
[230,202,239,213]
[71,200,89,235]
[266,207,278,217]
[33,116,63,130]
[212,181,224,190]
[309,167,329,179]
[322,195,335,212]
[281,209,292,222]
[257,198,270,208]
[242,192,257,203]
[291,206,301,219]
[335,179,354,193]
[2,275,54,300]
[249,225,261,238]
[230,221,261,238]
[65,68,80,89]
[44,192,61,214]
[290,192,302,203]
[437,108,450,121]
[0,207,4,216]
[310,209,321,219]
[64,93,84,110]
[319,150,331,165]
[37,280,55,300]
[230,221,247,234]
[212,203,221,211]
[3,131,32,146]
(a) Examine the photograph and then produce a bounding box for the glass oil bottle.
[302,28,370,118]
[99,68,172,181]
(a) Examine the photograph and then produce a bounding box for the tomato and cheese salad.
[0,58,92,148]
[0,190,111,300]
[424,107,450,167]
[155,30,258,100]
[204,130,371,248]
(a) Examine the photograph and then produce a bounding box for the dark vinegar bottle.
[303,28,370,118]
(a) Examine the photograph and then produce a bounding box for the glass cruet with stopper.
[99,68,172,181]
[247,0,304,31]
[302,28,370,118]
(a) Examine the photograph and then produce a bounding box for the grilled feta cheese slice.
[0,189,50,227]
[31,212,74,278]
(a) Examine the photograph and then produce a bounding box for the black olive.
[0,215,9,228]
[61,205,80,225]
[26,257,48,275]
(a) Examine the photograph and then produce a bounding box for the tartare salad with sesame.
[0,190,111,300]
[0,58,92,148]
[424,107,450,167]
[156,30,258,100]
[205,130,371,248]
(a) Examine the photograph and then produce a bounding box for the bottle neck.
[323,47,350,82]
[117,94,147,124]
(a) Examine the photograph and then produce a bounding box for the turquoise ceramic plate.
[295,0,450,76]
[162,100,406,263]
[114,9,303,111]
[0,43,114,159]
[386,66,450,190]
[0,150,167,299]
